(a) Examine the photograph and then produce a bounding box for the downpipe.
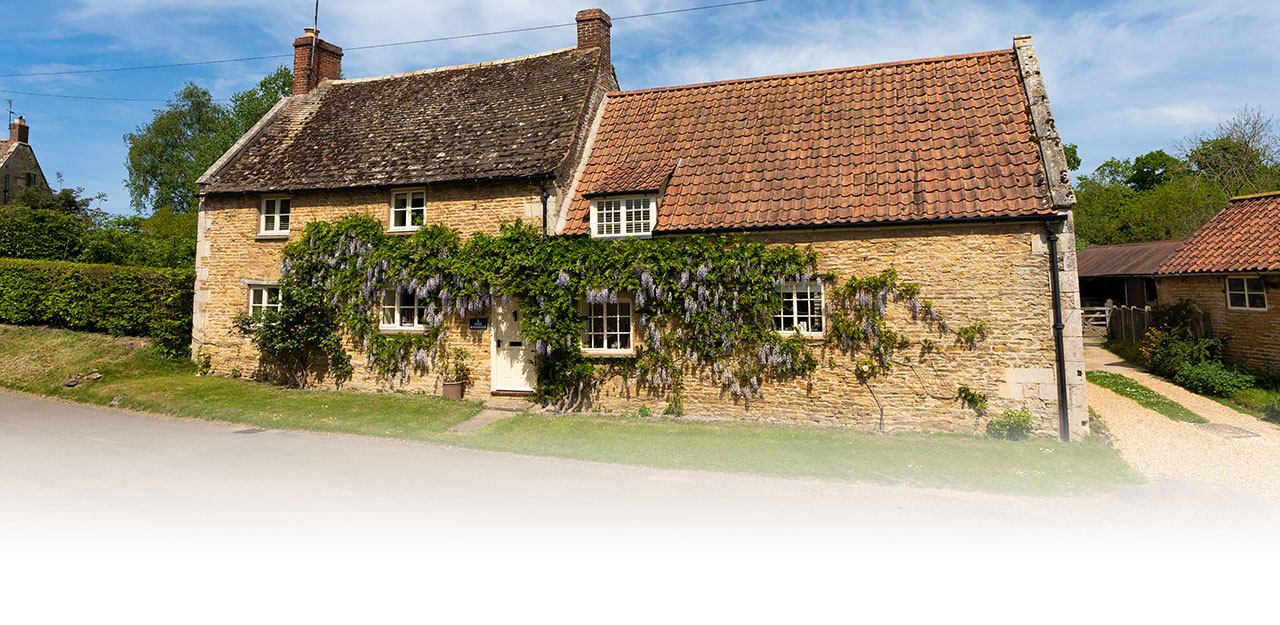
[1045,220,1071,442]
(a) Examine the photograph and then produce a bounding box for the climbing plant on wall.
[234,215,988,406]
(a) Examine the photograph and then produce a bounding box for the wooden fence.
[1107,303,1212,343]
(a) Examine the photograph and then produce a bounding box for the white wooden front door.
[490,302,535,392]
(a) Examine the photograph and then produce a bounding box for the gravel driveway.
[1087,343,1280,495]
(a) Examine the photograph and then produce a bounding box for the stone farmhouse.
[193,9,1087,438]
[1,116,48,205]
[1156,191,1280,370]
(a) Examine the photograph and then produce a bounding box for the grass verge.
[1,324,1142,496]
[1086,370,1208,423]
[0,325,480,438]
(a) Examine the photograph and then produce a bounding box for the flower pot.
[442,381,465,400]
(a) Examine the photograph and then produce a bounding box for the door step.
[483,396,536,413]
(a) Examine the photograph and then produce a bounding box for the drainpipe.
[1045,220,1071,442]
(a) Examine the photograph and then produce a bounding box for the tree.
[124,66,293,216]
[1180,106,1280,197]
[1063,143,1081,171]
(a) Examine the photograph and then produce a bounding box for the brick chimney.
[576,8,611,66]
[9,116,28,144]
[292,27,343,95]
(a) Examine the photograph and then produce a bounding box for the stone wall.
[1156,274,1280,370]
[193,180,544,394]
[195,191,1088,438]
[580,221,1087,438]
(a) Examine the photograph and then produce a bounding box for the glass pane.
[278,214,290,230]
[252,289,263,305]
[263,215,275,231]
[1248,293,1266,308]
[264,199,275,213]
[411,210,424,226]
[267,289,279,305]
[1228,277,1245,292]
[394,210,406,228]
[383,290,395,306]
[411,192,425,208]
[401,306,415,327]
[1229,293,1247,307]
[381,307,395,325]
[278,199,290,212]
[394,194,407,209]
[1246,278,1264,293]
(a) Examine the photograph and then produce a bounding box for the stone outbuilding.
[1,116,48,205]
[1156,191,1280,369]
[193,8,1087,438]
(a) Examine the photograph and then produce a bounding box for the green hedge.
[0,258,193,356]
[0,206,87,261]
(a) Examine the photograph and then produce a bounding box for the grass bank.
[1,324,1141,496]
[1086,370,1207,423]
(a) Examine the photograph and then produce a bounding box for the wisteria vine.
[240,215,988,405]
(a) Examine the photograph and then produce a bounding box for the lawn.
[1,324,1142,496]
[1085,369,1207,423]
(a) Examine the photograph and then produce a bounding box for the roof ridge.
[610,48,1013,98]
[1085,238,1188,249]
[1229,189,1280,202]
[332,46,579,85]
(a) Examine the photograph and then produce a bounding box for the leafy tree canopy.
[1072,107,1280,249]
[124,66,292,215]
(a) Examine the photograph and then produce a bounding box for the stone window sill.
[255,233,290,241]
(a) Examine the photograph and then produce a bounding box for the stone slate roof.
[1160,191,1280,274]
[201,47,606,194]
[1077,239,1188,277]
[563,49,1058,235]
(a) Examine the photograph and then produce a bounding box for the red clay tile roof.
[1077,239,1188,277]
[1159,191,1280,274]
[201,48,606,194]
[563,49,1058,235]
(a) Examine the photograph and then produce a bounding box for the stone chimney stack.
[292,27,344,95]
[9,116,28,144]
[576,9,611,67]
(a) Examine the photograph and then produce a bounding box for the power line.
[0,88,228,103]
[0,0,767,78]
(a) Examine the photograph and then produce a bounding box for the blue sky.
[2,0,1278,215]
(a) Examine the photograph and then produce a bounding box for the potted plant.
[439,347,470,400]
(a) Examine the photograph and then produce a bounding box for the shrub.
[986,408,1034,440]
[1139,324,1223,378]
[0,258,193,356]
[0,206,88,261]
[1171,361,1255,396]
[233,277,351,389]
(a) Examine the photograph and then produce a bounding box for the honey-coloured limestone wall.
[195,189,1087,438]
[579,220,1088,438]
[1156,274,1280,370]
[193,180,546,394]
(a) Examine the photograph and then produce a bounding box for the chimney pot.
[9,115,28,144]
[293,28,344,95]
[576,8,612,67]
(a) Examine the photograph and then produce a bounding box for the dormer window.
[591,195,653,238]
[390,189,426,231]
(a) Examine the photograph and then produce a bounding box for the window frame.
[248,285,281,315]
[380,289,428,331]
[590,194,655,239]
[1226,276,1268,311]
[581,293,636,356]
[389,188,428,232]
[259,195,292,235]
[774,280,825,336]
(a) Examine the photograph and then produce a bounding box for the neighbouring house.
[1,116,48,205]
[1076,239,1187,307]
[1156,191,1280,370]
[193,8,1087,438]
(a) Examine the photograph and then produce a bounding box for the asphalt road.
[2,391,1276,622]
